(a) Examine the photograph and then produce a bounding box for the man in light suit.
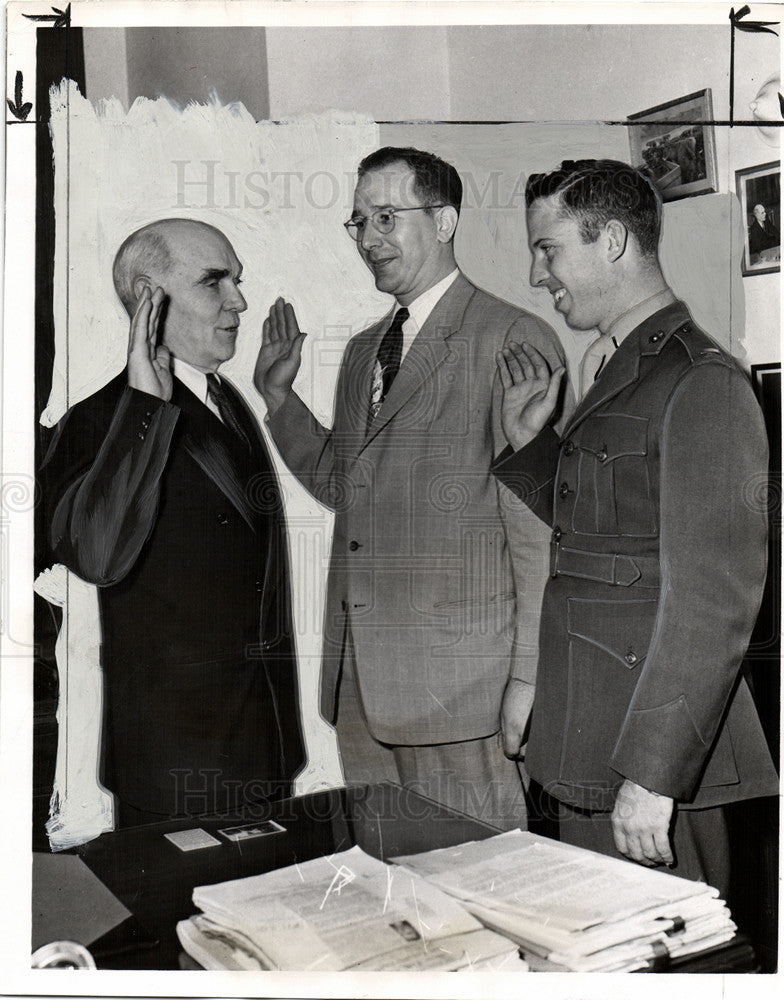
[254,147,570,828]
[43,219,304,827]
[493,159,777,891]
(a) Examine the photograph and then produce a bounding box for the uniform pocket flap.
[578,413,649,461]
[567,596,658,668]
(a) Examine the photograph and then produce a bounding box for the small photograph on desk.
[218,820,287,842]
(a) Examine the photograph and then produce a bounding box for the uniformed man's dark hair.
[525,159,662,258]
[358,146,462,215]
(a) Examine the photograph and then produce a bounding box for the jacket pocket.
[557,597,658,788]
[571,413,656,537]
[567,595,658,669]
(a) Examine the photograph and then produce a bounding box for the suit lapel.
[363,274,475,448]
[563,301,692,439]
[172,378,258,533]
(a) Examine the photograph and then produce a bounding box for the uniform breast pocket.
[572,413,656,537]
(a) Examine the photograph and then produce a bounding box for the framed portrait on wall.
[627,88,718,202]
[736,161,781,277]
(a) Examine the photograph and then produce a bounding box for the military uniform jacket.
[493,302,778,811]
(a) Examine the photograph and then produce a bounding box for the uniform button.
[559,482,570,498]
[141,420,149,430]
[563,441,575,456]
[217,513,228,525]
[552,526,562,543]
[255,580,263,592]
[596,447,608,462]
[137,432,145,441]
[625,651,638,666]
[649,330,664,343]
[349,540,361,551]
[145,411,153,418]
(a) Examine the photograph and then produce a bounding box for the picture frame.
[627,88,718,202]
[736,162,781,277]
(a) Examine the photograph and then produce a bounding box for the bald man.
[42,219,304,826]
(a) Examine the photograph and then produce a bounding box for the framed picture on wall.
[627,89,718,202]
[736,161,781,276]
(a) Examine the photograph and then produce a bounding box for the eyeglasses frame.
[343,204,447,241]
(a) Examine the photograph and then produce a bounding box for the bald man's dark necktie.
[368,307,409,428]
[206,373,253,452]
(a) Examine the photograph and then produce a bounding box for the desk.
[74,783,500,970]
[34,782,757,973]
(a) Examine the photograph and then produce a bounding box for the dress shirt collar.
[403,268,459,331]
[397,268,459,360]
[172,357,212,405]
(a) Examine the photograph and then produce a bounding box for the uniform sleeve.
[609,362,769,798]
[491,313,574,682]
[44,385,180,586]
[491,427,561,527]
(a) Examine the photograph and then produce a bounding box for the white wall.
[266,25,451,120]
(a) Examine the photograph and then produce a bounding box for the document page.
[186,846,519,971]
[395,831,715,933]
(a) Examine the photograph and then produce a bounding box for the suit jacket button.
[255,580,263,592]
[625,651,638,666]
[217,513,228,525]
[137,432,145,441]
[349,540,361,551]
[563,441,575,456]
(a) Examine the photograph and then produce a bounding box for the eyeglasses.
[343,205,445,241]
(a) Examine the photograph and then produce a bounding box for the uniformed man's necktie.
[368,307,409,427]
[579,333,618,399]
[206,373,253,451]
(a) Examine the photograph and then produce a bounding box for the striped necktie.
[368,307,409,427]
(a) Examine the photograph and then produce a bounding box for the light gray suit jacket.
[268,273,570,745]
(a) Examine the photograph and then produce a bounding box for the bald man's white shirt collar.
[172,357,222,422]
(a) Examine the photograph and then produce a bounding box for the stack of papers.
[176,846,525,972]
[394,831,737,972]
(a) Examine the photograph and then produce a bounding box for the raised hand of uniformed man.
[496,341,566,451]
[127,286,172,400]
[255,296,307,417]
[612,778,675,868]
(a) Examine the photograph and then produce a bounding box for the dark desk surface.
[35,783,757,973]
[73,782,501,970]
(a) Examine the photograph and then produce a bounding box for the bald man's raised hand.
[127,286,173,401]
[254,297,307,417]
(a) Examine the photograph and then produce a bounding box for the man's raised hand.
[127,286,172,400]
[254,297,307,416]
[496,341,565,451]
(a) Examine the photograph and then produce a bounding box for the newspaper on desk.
[393,831,737,972]
[176,846,525,972]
